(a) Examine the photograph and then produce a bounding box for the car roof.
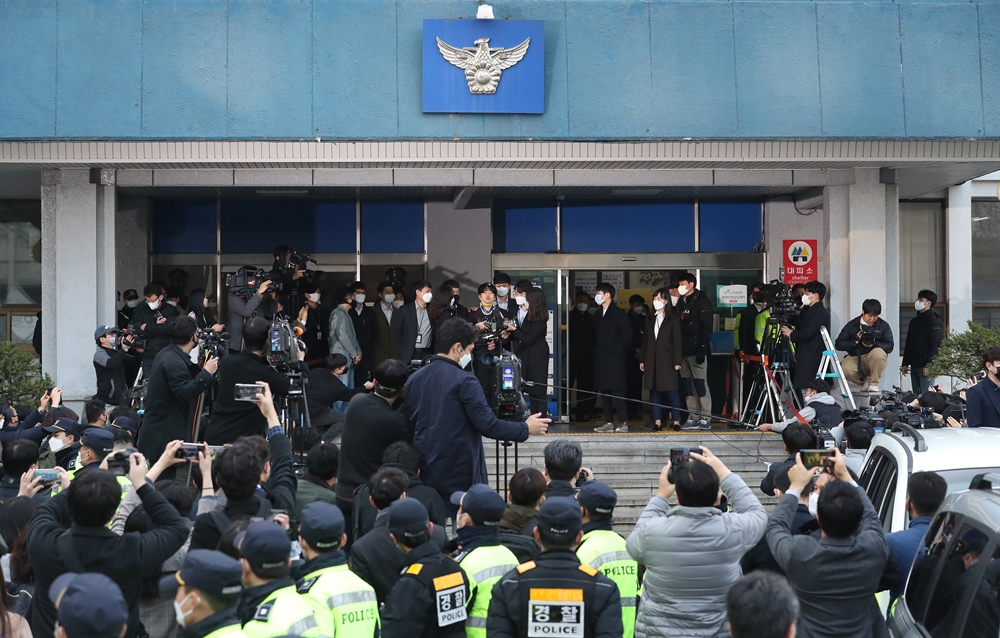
[938,484,1000,535]
[873,427,1000,472]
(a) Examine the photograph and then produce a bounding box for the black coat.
[204,351,302,445]
[509,317,549,387]
[568,308,596,365]
[335,393,413,500]
[300,302,332,365]
[136,344,216,461]
[132,302,179,362]
[28,483,189,638]
[677,289,714,358]
[393,302,429,365]
[737,304,762,356]
[351,305,378,358]
[592,304,633,391]
[352,463,449,539]
[640,310,683,392]
[902,310,943,368]
[788,302,830,390]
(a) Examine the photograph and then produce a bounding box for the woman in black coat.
[506,288,550,416]
[784,282,830,392]
[640,288,683,431]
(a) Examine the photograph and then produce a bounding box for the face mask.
[383,294,395,305]
[914,300,925,311]
[48,436,65,453]
[459,351,472,368]
[670,295,680,306]
[354,293,366,305]
[148,299,161,310]
[586,307,598,315]
[174,594,195,628]
[653,299,666,311]
[308,293,320,303]
[166,300,178,307]
[808,492,819,517]
[126,299,139,309]
[421,292,433,304]
[515,295,528,306]
[576,303,588,312]
[801,295,812,307]
[495,286,509,297]
[392,299,404,309]
[632,307,644,315]
[594,293,605,305]
[678,285,690,296]
[108,336,118,348]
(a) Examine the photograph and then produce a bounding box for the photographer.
[93,325,139,407]
[901,290,943,394]
[204,316,306,445]
[307,353,374,432]
[835,299,894,393]
[758,379,841,440]
[136,316,219,463]
[780,280,830,392]
[466,282,510,398]
[186,288,225,333]
[133,282,180,377]
[404,318,550,506]
[226,269,271,354]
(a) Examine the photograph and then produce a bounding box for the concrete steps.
[482,430,788,537]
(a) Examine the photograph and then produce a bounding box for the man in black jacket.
[901,289,943,394]
[568,292,597,421]
[350,280,379,389]
[781,280,830,392]
[592,282,633,432]
[93,325,139,406]
[835,298,895,393]
[205,317,306,445]
[27,453,189,638]
[132,282,180,378]
[307,353,374,436]
[676,273,715,430]
[136,315,218,462]
[393,280,435,365]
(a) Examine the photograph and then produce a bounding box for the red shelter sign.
[782,239,818,285]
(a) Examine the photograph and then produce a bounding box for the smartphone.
[34,468,61,487]
[667,447,703,483]
[175,442,224,460]
[234,384,261,402]
[800,449,836,469]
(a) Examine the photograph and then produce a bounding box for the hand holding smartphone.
[667,447,704,483]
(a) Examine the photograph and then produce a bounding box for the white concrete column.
[41,169,117,409]
[824,184,851,334]
[946,182,973,333]
[425,201,492,299]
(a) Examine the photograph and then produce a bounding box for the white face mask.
[670,295,680,306]
[515,295,528,306]
[48,435,65,453]
[576,303,588,312]
[594,293,605,305]
[421,292,433,304]
[147,299,161,310]
[354,293,366,305]
[174,593,195,627]
[392,299,404,309]
[808,492,820,517]
[458,350,472,368]
[632,307,645,315]
[653,299,666,311]
[308,293,320,303]
[166,300,178,307]
[801,295,812,307]
[678,285,690,296]
[495,286,509,297]
[126,299,139,309]
[383,294,395,305]
[586,307,598,314]
[914,300,925,311]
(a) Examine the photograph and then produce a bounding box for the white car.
[858,424,1000,533]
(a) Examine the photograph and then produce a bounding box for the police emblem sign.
[423,19,545,114]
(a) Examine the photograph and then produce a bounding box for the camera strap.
[57,530,87,574]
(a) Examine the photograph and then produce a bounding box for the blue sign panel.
[423,19,544,114]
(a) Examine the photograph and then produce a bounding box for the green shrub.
[0,341,54,407]
[927,321,1000,382]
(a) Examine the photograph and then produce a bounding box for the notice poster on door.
[603,271,626,294]
[782,240,818,285]
[575,271,597,295]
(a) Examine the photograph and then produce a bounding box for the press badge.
[416,334,423,345]
[528,588,584,637]
[433,572,467,627]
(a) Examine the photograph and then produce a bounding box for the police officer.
[295,502,379,637]
[43,417,83,470]
[575,481,639,638]
[381,498,470,638]
[49,572,129,638]
[488,496,623,638]
[449,484,519,638]
[160,549,247,638]
[68,428,117,477]
[235,521,333,638]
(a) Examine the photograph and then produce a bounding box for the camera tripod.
[742,319,802,428]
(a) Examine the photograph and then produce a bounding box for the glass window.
[360,201,424,254]
[954,541,1000,637]
[0,201,42,305]
[153,200,217,254]
[697,269,765,354]
[561,201,695,253]
[903,512,959,626]
[492,201,557,253]
[899,202,945,303]
[221,200,356,254]
[699,201,761,252]
[972,201,1000,304]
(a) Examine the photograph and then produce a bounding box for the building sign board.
[782,240,818,285]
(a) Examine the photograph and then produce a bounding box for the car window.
[953,541,1000,638]
[935,468,1000,496]
[861,449,898,529]
[903,512,958,626]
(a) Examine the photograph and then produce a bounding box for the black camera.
[196,330,230,364]
[122,322,147,350]
[842,407,886,434]
[226,266,272,297]
[494,352,526,420]
[266,318,300,370]
[759,280,798,322]
[106,447,139,477]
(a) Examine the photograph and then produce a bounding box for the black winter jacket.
[93,345,139,404]
[835,316,894,357]
[132,302,179,362]
[677,289,714,358]
[902,310,943,368]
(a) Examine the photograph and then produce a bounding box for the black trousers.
[569,360,596,419]
[600,389,628,424]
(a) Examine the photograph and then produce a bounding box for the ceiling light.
[611,188,663,196]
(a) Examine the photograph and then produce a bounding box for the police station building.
[0,0,997,412]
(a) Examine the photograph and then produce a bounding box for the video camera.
[275,248,316,275]
[479,316,516,366]
[119,324,145,351]
[226,266,273,297]
[196,330,230,365]
[493,351,527,420]
[266,318,302,371]
[869,386,959,429]
[759,280,798,322]
[842,406,887,434]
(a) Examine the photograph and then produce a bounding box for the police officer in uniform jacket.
[159,550,247,638]
[487,496,624,638]
[381,498,471,638]
[49,573,129,638]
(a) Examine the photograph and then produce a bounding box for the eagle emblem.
[436,37,530,95]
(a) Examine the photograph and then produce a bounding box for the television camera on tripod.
[743,280,802,427]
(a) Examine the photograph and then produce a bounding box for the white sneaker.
[868,384,880,394]
[615,424,629,433]
[593,423,615,433]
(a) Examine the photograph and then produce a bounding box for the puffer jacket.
[626,473,767,638]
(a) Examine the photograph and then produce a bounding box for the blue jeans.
[333,362,354,412]
[910,366,934,395]
[650,389,683,422]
